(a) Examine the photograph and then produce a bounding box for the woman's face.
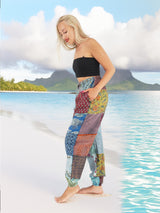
[58,21,75,46]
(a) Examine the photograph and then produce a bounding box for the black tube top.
[73,57,100,78]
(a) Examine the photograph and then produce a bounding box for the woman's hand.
[83,87,99,101]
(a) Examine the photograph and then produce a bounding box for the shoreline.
[1,90,160,94]
[0,90,75,94]
[1,110,122,213]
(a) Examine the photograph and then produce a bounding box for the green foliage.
[0,77,47,91]
[47,79,77,91]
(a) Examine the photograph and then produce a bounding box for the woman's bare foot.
[55,185,80,203]
[78,185,103,194]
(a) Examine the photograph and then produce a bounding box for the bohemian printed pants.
[65,76,108,187]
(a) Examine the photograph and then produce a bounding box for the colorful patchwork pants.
[65,76,108,187]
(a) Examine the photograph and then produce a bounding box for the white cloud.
[54,5,67,19]
[0,6,160,81]
[72,7,115,37]
[0,62,52,83]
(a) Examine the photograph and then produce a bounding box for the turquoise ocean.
[0,91,160,212]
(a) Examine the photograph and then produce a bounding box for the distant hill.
[101,68,133,85]
[25,70,77,91]
[100,68,160,90]
[24,68,160,91]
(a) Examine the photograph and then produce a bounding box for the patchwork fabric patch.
[94,127,104,154]
[68,113,87,135]
[65,156,79,187]
[65,113,87,156]
[74,134,96,156]
[79,113,104,135]
[65,133,77,156]
[88,89,108,114]
[74,91,90,114]
[96,153,105,176]
[71,155,86,179]
[78,77,95,91]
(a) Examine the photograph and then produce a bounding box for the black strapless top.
[73,57,100,78]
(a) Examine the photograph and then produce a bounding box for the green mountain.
[24,68,160,91]
[25,70,78,91]
[107,79,160,90]
[101,68,160,91]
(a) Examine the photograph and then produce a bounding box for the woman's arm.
[85,38,115,101]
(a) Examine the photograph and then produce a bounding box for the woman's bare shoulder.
[85,37,98,46]
[85,38,101,51]
[78,38,100,57]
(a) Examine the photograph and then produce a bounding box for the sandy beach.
[1,111,122,213]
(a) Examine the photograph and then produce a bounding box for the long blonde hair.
[56,15,89,50]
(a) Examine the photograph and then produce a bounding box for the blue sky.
[0,0,160,84]
[1,0,160,23]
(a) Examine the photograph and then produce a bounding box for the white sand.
[1,113,122,213]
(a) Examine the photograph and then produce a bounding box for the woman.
[55,15,115,203]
